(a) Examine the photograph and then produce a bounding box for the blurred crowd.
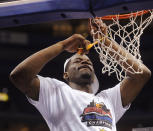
[0,123,49,131]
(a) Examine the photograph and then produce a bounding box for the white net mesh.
[90,10,153,81]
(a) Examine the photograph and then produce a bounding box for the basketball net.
[90,10,153,81]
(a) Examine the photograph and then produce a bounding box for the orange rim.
[100,10,150,20]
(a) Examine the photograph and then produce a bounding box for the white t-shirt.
[27,75,129,131]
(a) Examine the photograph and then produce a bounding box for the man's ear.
[63,72,69,82]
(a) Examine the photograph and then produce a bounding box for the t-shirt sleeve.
[26,75,66,121]
[99,83,130,123]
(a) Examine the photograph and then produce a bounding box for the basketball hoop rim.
[100,10,150,20]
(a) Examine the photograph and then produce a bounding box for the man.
[9,33,151,131]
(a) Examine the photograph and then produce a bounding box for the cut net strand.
[90,10,153,81]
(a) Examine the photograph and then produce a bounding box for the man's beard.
[81,73,91,80]
[77,72,93,86]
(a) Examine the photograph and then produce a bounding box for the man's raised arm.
[104,38,151,107]
[90,20,151,107]
[9,34,89,101]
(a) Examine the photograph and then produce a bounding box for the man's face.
[66,54,95,85]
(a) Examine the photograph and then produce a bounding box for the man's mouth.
[78,65,92,72]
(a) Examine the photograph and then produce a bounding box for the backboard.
[0,0,153,28]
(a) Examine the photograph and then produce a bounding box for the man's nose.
[81,60,89,65]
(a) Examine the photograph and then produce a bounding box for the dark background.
[0,18,153,131]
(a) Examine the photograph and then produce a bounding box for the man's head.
[63,53,99,94]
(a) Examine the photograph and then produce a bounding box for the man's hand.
[63,34,91,53]
[89,19,107,40]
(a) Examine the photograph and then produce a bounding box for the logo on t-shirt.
[80,100,112,129]
[100,129,106,131]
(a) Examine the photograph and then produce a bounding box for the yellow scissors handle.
[77,40,99,55]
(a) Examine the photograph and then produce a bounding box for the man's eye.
[74,61,81,63]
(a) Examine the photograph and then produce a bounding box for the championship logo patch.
[80,100,112,129]
[100,129,106,131]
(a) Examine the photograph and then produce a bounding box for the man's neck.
[68,82,93,93]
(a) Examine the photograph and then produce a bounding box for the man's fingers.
[84,40,91,50]
[65,34,92,54]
